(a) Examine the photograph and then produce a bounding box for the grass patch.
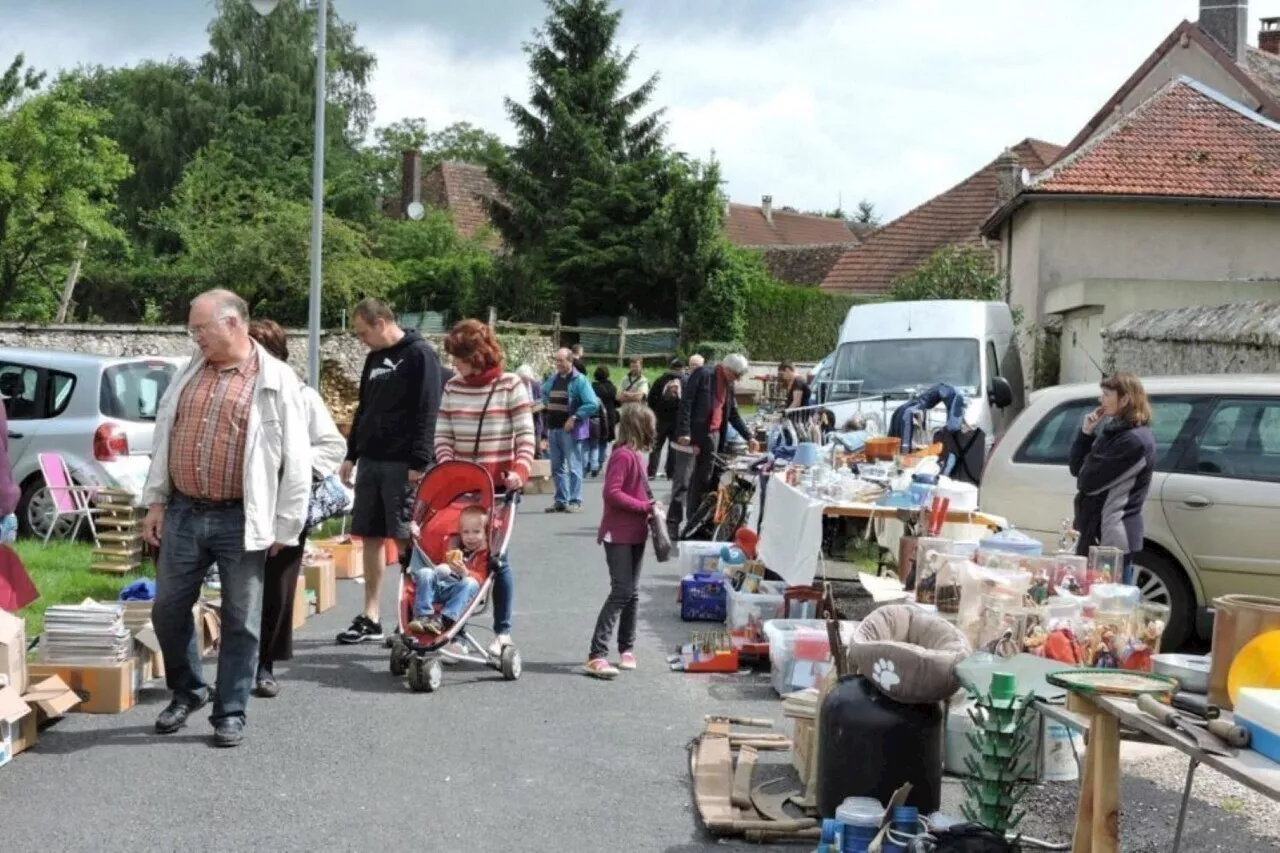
[13,540,152,639]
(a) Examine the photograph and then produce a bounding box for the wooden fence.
[486,307,682,365]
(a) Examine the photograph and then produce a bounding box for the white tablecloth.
[757,475,825,586]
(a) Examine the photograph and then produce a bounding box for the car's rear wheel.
[1132,548,1194,651]
[17,477,78,542]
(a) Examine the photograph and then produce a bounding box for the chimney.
[1262,17,1280,55]
[761,194,773,224]
[994,148,1021,204]
[400,149,422,218]
[1199,0,1248,64]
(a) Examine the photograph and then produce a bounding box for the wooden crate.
[91,489,144,574]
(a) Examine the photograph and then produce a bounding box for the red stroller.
[388,461,521,692]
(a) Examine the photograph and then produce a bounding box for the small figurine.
[1043,626,1085,665]
[1023,624,1047,656]
[1029,572,1050,605]
[985,627,1020,659]
[1059,572,1082,596]
[1122,618,1165,673]
[1093,629,1119,669]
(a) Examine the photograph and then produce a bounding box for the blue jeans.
[152,496,266,724]
[549,428,585,506]
[587,439,609,473]
[411,565,480,623]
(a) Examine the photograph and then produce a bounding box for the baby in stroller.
[407,505,488,636]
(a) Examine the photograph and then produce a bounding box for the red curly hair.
[444,318,505,373]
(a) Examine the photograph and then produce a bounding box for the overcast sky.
[2,1,1273,219]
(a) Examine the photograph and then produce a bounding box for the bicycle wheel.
[713,503,748,542]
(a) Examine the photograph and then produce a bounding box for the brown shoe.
[253,672,280,698]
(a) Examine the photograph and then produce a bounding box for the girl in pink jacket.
[584,404,658,679]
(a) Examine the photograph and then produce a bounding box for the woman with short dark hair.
[247,319,346,696]
[588,365,618,477]
[435,318,535,655]
[1069,372,1156,585]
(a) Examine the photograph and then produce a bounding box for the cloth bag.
[307,474,351,529]
[643,478,672,562]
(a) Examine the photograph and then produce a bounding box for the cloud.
[3,0,1273,219]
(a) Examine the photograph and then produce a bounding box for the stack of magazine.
[39,600,132,665]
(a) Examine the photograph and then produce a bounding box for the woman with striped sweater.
[435,319,536,656]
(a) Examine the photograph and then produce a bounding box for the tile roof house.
[723,196,862,285]
[985,73,1280,388]
[386,151,503,248]
[818,139,1062,296]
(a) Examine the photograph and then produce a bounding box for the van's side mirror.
[988,376,1014,409]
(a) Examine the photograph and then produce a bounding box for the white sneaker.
[488,634,512,657]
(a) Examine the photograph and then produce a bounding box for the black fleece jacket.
[346,330,443,470]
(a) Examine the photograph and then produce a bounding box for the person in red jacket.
[585,403,658,679]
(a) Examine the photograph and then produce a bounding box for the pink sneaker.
[617,652,637,671]
[583,658,619,680]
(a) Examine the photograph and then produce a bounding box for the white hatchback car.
[980,375,1280,650]
[1,348,188,538]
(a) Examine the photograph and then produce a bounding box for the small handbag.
[643,473,672,563]
[307,473,351,529]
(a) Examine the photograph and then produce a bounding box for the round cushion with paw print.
[849,603,972,704]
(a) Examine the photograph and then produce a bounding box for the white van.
[815,300,1024,442]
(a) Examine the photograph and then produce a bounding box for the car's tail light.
[94,423,129,461]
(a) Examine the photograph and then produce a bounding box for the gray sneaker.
[566,503,583,514]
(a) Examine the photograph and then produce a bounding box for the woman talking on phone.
[1068,373,1156,585]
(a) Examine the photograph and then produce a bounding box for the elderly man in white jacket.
[141,289,310,748]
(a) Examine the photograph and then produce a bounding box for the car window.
[1181,398,1280,482]
[0,363,40,421]
[1014,399,1095,465]
[100,361,178,422]
[986,341,1000,377]
[1015,396,1197,469]
[46,370,76,417]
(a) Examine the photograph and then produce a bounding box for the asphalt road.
[1,481,1276,851]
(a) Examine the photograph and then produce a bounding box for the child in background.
[407,506,490,636]
[584,403,657,679]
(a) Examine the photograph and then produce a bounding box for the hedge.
[743,278,868,362]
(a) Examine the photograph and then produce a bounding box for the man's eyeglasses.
[187,317,229,339]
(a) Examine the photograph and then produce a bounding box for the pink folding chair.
[36,452,100,545]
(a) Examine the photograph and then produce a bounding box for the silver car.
[1,348,188,538]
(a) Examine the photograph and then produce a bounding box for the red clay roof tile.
[1030,77,1280,198]
[819,139,1061,296]
[724,203,858,247]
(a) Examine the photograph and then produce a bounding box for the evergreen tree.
[487,0,668,320]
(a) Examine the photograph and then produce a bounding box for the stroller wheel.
[408,656,443,693]
[500,646,522,681]
[389,643,410,677]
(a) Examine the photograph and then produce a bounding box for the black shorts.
[350,459,415,540]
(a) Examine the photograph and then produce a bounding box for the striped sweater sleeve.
[433,377,459,463]
[507,379,535,483]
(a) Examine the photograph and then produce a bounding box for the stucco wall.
[0,324,555,387]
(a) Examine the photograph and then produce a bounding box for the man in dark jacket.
[647,358,685,479]
[674,354,751,533]
[337,298,443,644]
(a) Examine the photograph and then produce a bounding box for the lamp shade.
[249,0,282,15]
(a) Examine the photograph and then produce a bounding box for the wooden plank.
[96,532,142,544]
[92,547,142,558]
[1091,711,1121,853]
[91,562,139,574]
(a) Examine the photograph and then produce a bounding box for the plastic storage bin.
[678,541,725,578]
[681,573,728,622]
[726,580,787,635]
[764,619,857,695]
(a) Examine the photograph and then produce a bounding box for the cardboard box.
[7,675,82,756]
[292,575,308,629]
[196,601,221,658]
[304,559,337,614]
[323,538,364,579]
[0,609,27,695]
[529,459,551,479]
[27,658,138,715]
[134,624,165,682]
[0,681,29,767]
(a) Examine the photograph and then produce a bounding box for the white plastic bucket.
[1041,718,1084,782]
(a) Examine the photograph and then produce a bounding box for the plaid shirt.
[168,352,259,501]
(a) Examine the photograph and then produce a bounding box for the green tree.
[855,199,881,227]
[0,63,132,319]
[371,212,496,321]
[487,0,668,318]
[639,153,725,318]
[889,244,1002,302]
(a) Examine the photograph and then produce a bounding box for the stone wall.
[1102,301,1280,376]
[0,323,555,387]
